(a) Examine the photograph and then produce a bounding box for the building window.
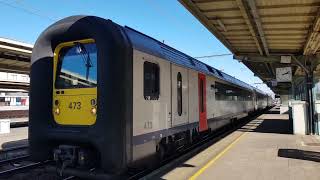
[177,72,182,116]
[144,61,160,100]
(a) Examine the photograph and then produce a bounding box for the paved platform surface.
[9,117,28,127]
[0,127,28,150]
[9,117,28,123]
[157,107,320,180]
[0,117,28,128]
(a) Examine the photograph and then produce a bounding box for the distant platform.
[0,127,28,150]
[153,107,320,180]
[0,106,28,111]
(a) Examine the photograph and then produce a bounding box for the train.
[29,16,272,177]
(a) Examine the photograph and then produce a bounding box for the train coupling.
[53,145,96,170]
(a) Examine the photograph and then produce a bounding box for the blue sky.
[0,0,273,95]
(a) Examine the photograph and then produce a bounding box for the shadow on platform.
[263,110,281,114]
[179,163,195,168]
[238,118,290,134]
[278,149,320,163]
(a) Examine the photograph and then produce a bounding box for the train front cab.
[52,39,97,126]
[30,16,133,174]
[51,39,99,168]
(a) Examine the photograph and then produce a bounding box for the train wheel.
[231,119,235,128]
[186,130,192,145]
[167,136,176,154]
[157,143,167,161]
[192,128,199,142]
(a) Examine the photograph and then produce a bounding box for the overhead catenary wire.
[0,0,58,21]
[145,1,234,61]
[192,52,271,93]
[194,53,233,59]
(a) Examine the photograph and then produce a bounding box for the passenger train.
[29,16,272,176]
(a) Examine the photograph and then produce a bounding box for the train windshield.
[55,43,97,89]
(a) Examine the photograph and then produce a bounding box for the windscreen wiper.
[75,42,92,80]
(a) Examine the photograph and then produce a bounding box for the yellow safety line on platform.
[188,132,247,180]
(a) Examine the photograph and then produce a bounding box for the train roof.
[124,26,267,96]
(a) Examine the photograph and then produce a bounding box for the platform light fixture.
[217,19,227,32]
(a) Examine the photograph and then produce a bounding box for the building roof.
[180,0,320,56]
[0,37,32,74]
[179,0,320,94]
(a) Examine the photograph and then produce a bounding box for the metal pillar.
[306,70,314,134]
[292,55,316,135]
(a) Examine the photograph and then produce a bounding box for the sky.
[0,0,273,95]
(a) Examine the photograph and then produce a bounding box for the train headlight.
[91,107,97,115]
[54,108,60,115]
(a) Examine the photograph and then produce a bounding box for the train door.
[171,64,189,127]
[198,73,208,132]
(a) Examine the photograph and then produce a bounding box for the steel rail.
[0,154,30,166]
[0,160,52,177]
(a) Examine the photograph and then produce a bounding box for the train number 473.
[69,102,81,110]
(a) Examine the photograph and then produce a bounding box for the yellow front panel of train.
[53,39,97,126]
[53,89,97,125]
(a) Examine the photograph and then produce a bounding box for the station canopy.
[0,37,32,74]
[180,0,320,94]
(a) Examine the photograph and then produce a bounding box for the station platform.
[0,127,28,150]
[155,106,320,180]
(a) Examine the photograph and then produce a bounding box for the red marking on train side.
[198,73,208,132]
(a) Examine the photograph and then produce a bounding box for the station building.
[0,37,31,109]
[0,72,29,107]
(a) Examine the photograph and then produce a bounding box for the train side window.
[215,82,252,101]
[144,61,160,100]
[177,72,182,116]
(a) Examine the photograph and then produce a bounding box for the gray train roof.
[124,26,267,96]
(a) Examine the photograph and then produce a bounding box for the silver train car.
[29,16,272,176]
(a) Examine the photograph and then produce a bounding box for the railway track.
[0,145,54,179]
[0,145,29,163]
[0,160,52,178]
[0,154,29,166]
[0,144,88,180]
[0,145,31,177]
